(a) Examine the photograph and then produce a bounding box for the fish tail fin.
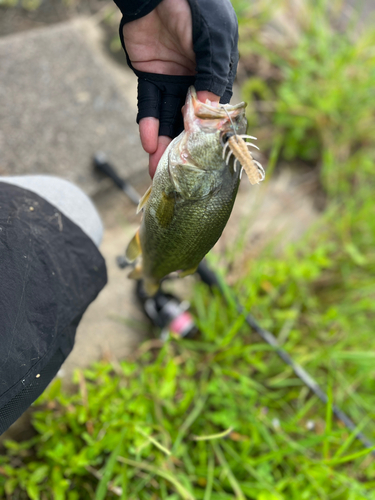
[125,229,142,262]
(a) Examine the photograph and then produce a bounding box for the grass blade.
[94,433,124,500]
[192,427,233,441]
[212,442,245,500]
[135,426,171,456]
[172,396,207,453]
[204,454,215,500]
[117,456,195,500]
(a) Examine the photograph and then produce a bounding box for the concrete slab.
[0,17,145,194]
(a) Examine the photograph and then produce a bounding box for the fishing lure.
[220,106,265,185]
[222,134,265,185]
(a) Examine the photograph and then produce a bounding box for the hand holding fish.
[116,0,263,295]
[118,0,239,177]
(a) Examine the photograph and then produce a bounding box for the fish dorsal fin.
[136,185,152,214]
[125,229,142,262]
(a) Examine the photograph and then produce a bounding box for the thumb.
[196,90,220,104]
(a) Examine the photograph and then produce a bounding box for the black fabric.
[0,183,107,434]
[136,73,196,137]
[113,0,163,22]
[186,0,239,100]
[115,0,238,138]
[0,347,66,434]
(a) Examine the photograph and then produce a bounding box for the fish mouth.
[183,86,247,133]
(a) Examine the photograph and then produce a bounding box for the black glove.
[116,0,239,138]
[131,71,196,138]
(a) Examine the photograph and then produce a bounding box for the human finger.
[139,117,159,154]
[196,90,220,105]
[148,136,172,178]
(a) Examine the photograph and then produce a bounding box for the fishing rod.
[93,152,375,456]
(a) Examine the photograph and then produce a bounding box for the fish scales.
[142,159,241,281]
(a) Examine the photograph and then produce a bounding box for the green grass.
[236,0,375,197]
[1,196,374,498]
[1,0,375,498]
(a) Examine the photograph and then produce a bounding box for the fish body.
[126,87,248,295]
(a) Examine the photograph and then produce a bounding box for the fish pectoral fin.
[136,185,152,214]
[179,265,198,278]
[125,229,142,262]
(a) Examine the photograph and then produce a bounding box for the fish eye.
[220,131,235,146]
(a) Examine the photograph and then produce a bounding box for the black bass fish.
[126,87,262,295]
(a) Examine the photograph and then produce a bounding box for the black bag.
[0,183,107,434]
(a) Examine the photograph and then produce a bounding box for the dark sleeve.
[187,0,239,101]
[0,183,107,435]
[113,0,163,22]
